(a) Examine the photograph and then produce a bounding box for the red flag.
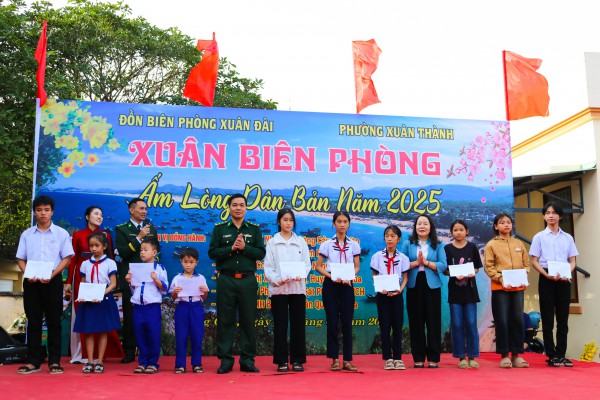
[352,39,381,113]
[183,33,219,106]
[503,50,549,121]
[35,20,48,107]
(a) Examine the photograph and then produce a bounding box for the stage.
[1,353,598,399]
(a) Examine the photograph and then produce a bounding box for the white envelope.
[23,260,54,280]
[547,261,572,279]
[502,269,528,288]
[178,276,203,297]
[373,274,400,292]
[130,262,156,286]
[279,261,306,280]
[449,262,475,278]
[329,262,356,281]
[77,282,106,302]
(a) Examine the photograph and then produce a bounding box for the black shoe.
[277,363,289,372]
[121,355,136,364]
[240,364,260,373]
[291,363,304,372]
[546,357,563,367]
[217,364,233,374]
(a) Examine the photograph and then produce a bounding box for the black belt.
[219,270,254,279]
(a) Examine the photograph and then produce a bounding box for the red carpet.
[1,353,598,399]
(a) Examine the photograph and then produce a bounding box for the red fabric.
[183,33,219,106]
[35,20,48,107]
[352,39,381,113]
[69,227,123,359]
[2,354,599,399]
[503,50,550,121]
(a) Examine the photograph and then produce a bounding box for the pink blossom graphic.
[447,121,511,192]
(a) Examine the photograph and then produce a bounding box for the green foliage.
[0,0,276,258]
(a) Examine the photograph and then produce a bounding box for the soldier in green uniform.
[115,198,158,363]
[208,193,266,374]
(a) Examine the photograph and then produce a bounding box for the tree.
[0,0,277,258]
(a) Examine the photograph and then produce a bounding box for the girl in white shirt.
[264,208,311,372]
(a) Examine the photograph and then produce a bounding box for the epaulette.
[215,221,228,226]
[116,222,130,228]
[247,221,260,227]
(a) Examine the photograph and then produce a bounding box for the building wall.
[515,172,598,360]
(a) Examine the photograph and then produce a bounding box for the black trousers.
[23,275,63,367]
[491,290,524,355]
[539,274,571,358]
[271,294,306,365]
[406,272,441,362]
[376,292,404,360]
[322,278,354,361]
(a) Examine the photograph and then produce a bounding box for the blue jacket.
[401,239,447,289]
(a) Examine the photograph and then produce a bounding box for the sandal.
[82,363,94,374]
[174,367,186,374]
[145,365,158,374]
[561,358,574,368]
[330,359,341,371]
[192,365,204,373]
[511,356,529,368]
[414,362,425,369]
[468,359,480,369]
[94,364,104,374]
[500,357,512,368]
[394,360,406,370]
[277,363,289,372]
[547,357,562,367]
[134,365,147,374]
[17,365,41,375]
[384,359,395,370]
[428,362,439,369]
[458,359,469,369]
[291,363,304,372]
[49,364,64,374]
[342,361,357,371]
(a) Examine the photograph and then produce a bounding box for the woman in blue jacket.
[401,215,447,368]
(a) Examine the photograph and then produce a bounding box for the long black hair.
[276,208,296,232]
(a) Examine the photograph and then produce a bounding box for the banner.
[35,100,513,354]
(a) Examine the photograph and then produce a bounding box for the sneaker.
[384,359,395,370]
[394,360,406,370]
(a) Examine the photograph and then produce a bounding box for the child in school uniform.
[74,231,121,373]
[125,237,168,374]
[169,248,209,374]
[371,225,410,370]
[315,211,361,372]
[484,213,530,369]
[16,195,74,375]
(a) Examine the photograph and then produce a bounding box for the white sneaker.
[394,360,406,370]
[384,359,395,370]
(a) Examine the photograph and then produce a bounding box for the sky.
[30,0,600,147]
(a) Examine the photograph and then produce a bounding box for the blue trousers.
[133,303,162,368]
[175,301,205,368]
[450,302,479,358]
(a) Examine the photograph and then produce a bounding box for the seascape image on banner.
[35,99,513,355]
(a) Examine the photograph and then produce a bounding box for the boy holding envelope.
[529,202,578,367]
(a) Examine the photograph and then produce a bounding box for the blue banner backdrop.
[35,99,513,355]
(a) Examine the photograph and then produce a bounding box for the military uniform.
[115,220,158,359]
[208,220,265,369]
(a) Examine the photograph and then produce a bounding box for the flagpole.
[502,50,510,121]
